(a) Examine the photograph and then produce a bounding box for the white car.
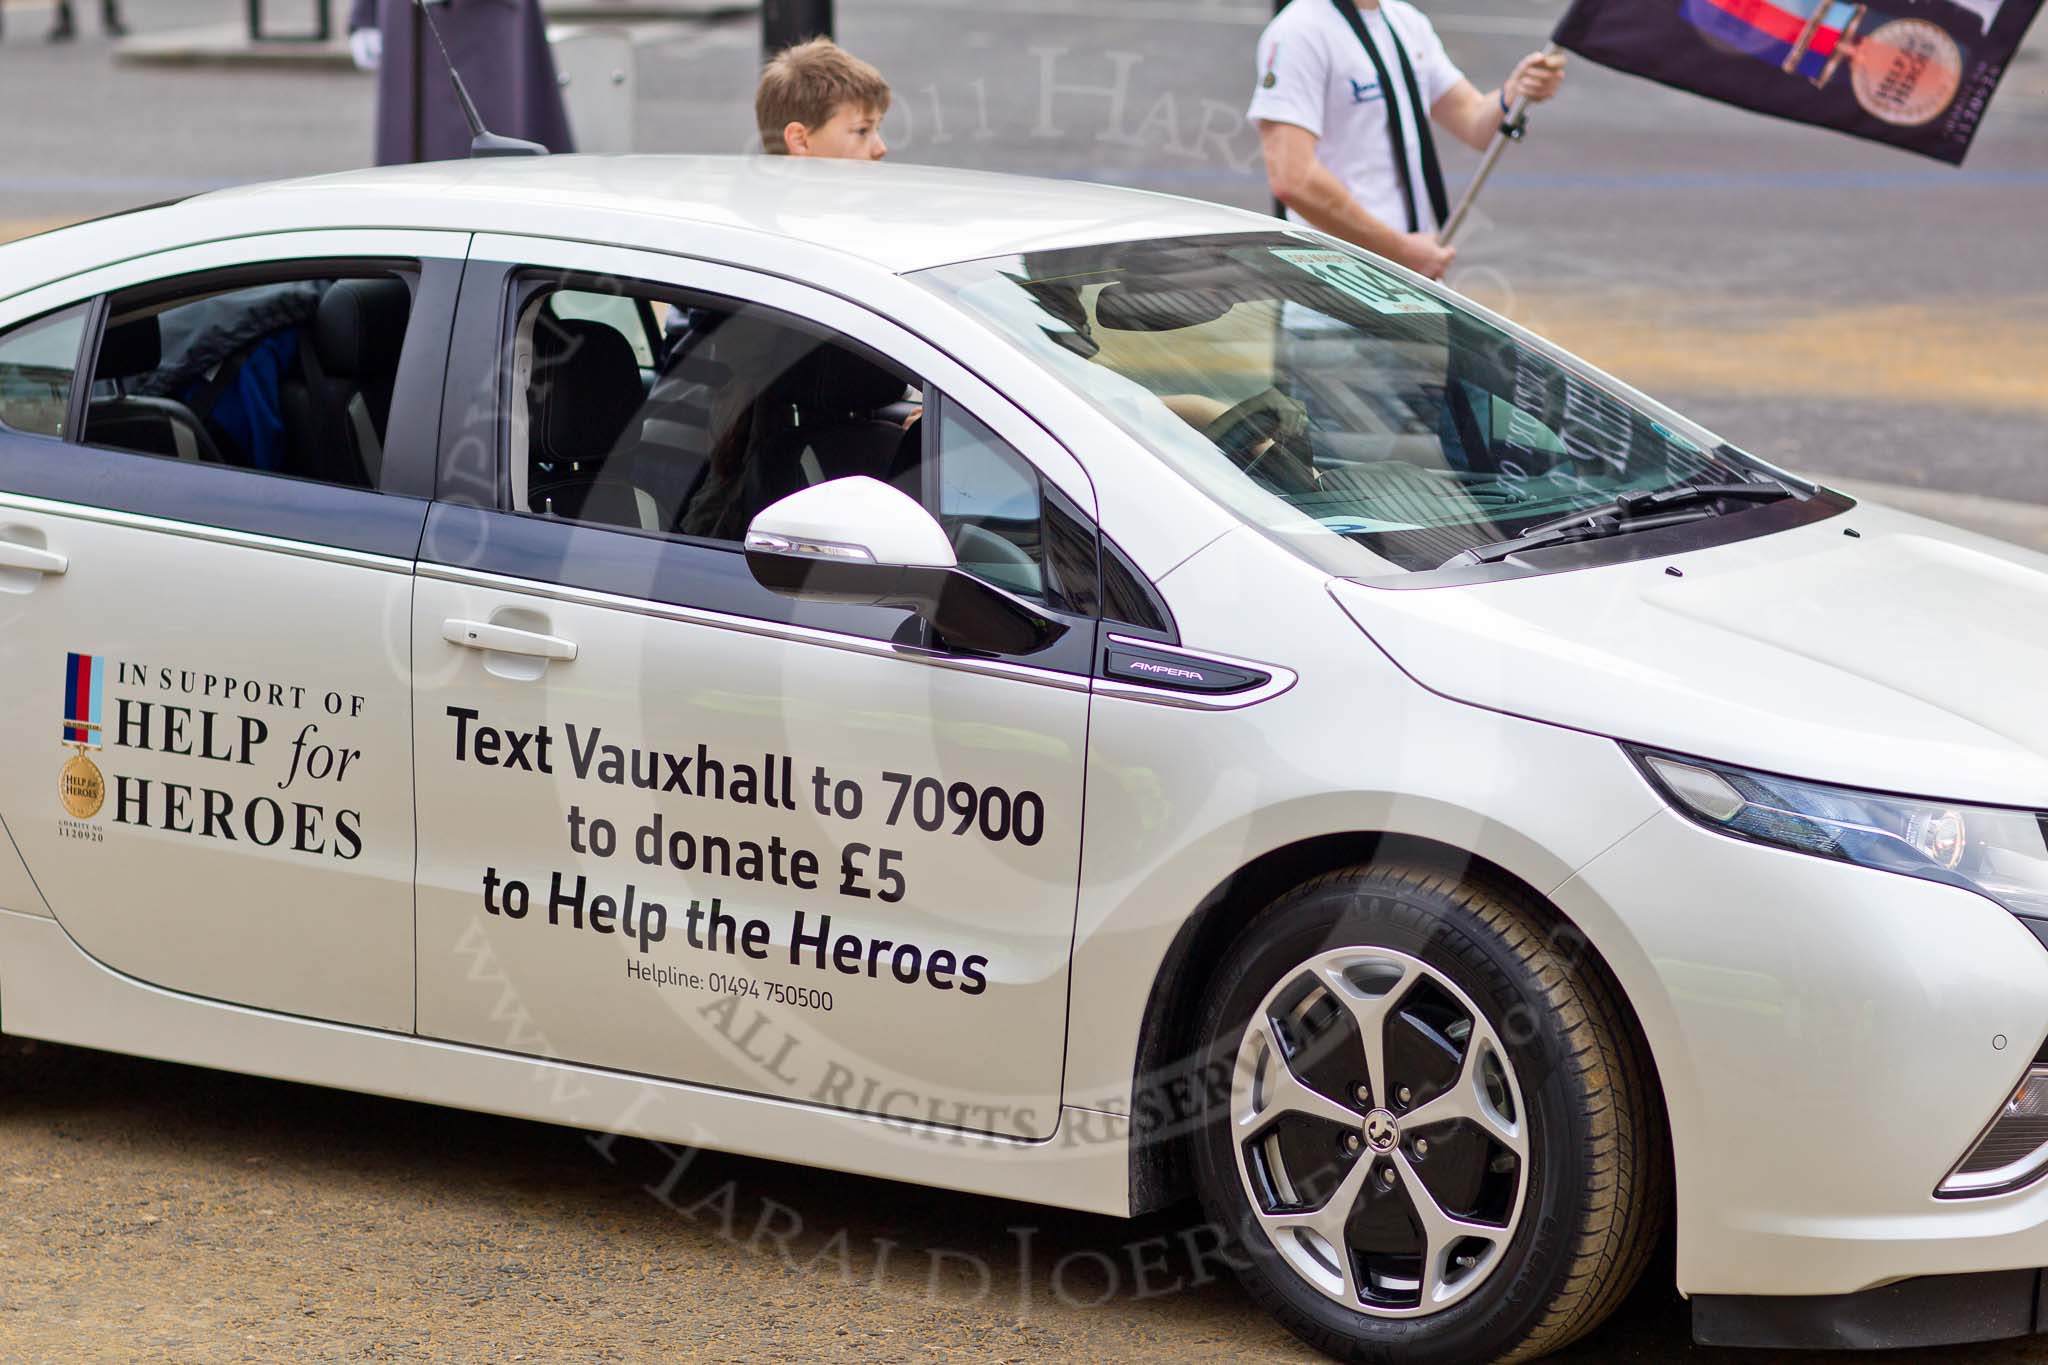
[2,156,2045,1364]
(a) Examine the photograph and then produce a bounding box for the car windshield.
[917,231,1773,574]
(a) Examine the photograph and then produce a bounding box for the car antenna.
[410,0,549,159]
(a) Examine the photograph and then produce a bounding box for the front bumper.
[1553,808,2048,1300]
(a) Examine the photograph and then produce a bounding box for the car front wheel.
[1191,862,1665,1364]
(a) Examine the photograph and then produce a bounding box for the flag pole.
[1439,40,1559,245]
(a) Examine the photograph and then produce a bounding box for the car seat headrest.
[770,344,906,417]
[529,318,645,466]
[316,278,412,381]
[95,314,161,381]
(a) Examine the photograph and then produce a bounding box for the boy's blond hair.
[756,38,892,154]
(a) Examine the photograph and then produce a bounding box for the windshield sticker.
[1314,516,1428,535]
[1271,247,1451,316]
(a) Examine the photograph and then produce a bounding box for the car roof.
[3,156,1276,297]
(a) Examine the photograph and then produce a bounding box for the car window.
[513,282,921,543]
[0,304,89,439]
[936,401,1043,596]
[920,232,1770,575]
[512,280,1106,620]
[79,269,416,491]
[1101,538,1171,635]
[933,397,1097,615]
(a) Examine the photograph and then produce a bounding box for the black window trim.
[1100,532,1177,643]
[61,294,109,445]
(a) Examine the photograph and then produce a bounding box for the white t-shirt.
[1247,0,1466,234]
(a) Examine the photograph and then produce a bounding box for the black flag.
[1552,0,2043,163]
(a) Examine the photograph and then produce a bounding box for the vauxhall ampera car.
[1,157,2045,1363]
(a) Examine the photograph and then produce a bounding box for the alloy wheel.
[1229,945,1530,1318]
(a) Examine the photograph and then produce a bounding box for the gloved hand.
[348,26,381,71]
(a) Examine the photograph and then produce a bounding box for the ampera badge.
[59,650,107,820]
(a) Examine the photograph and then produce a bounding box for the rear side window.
[80,270,416,490]
[0,304,88,439]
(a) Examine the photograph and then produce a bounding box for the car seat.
[724,343,915,537]
[526,318,659,530]
[284,277,412,488]
[81,314,223,463]
[629,345,733,531]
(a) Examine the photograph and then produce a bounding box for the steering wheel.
[1200,387,1316,493]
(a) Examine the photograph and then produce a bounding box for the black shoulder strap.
[1381,11,1452,230]
[1326,0,1450,233]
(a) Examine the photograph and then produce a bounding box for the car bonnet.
[1329,498,2048,809]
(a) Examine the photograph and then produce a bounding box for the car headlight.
[1628,747,2048,922]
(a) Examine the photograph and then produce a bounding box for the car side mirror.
[745,477,1066,657]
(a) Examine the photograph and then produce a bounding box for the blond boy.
[756,37,891,159]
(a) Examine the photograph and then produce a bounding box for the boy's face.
[786,103,887,160]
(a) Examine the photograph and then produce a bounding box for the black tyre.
[1190,862,1666,1364]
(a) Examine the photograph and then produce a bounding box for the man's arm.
[1430,51,1567,152]
[1257,120,1456,280]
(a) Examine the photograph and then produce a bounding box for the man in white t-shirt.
[1250,0,1565,280]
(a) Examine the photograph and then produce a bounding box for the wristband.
[1499,87,1512,114]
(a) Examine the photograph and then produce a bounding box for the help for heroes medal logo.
[1851,17,1963,126]
[59,651,107,820]
[1680,0,1973,128]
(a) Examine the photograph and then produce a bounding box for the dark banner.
[1553,0,2044,163]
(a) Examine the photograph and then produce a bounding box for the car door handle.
[442,619,578,662]
[0,542,67,576]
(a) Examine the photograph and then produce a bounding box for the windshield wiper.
[1441,478,1801,569]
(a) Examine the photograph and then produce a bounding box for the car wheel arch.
[1123,829,1676,1225]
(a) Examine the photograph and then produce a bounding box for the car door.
[411,237,1105,1138]
[0,231,466,1032]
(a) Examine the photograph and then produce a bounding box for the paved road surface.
[11,1033,2048,1365]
